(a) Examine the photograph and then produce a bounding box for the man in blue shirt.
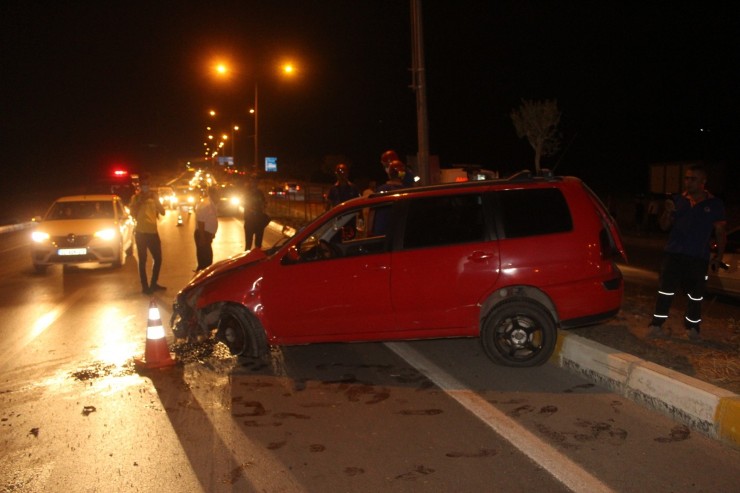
[647,164,727,341]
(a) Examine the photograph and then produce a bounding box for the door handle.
[469,251,494,262]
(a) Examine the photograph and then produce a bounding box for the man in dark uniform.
[647,164,727,341]
[243,176,268,251]
[326,163,360,209]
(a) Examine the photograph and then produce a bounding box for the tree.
[510,99,561,174]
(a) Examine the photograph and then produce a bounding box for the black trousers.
[650,253,708,331]
[244,217,265,250]
[194,229,215,271]
[135,231,162,289]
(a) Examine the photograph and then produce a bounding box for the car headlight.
[187,196,195,204]
[94,228,117,241]
[31,231,50,243]
[229,196,241,206]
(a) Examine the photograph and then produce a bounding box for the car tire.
[217,304,268,358]
[480,299,556,367]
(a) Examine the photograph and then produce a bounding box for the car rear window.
[403,193,485,248]
[497,188,572,238]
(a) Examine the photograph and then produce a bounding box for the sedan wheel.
[481,300,556,367]
[217,305,268,358]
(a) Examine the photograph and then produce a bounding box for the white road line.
[385,342,615,493]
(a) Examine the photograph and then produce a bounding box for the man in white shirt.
[194,187,219,271]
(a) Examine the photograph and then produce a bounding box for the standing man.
[326,163,360,209]
[243,176,267,251]
[647,164,727,341]
[194,187,219,271]
[130,175,166,295]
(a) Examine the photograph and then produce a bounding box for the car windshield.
[46,201,113,220]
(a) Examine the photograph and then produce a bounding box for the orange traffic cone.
[134,299,176,369]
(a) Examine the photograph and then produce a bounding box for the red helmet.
[380,150,399,167]
[335,163,349,175]
[388,160,406,180]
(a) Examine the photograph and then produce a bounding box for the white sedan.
[30,194,135,273]
[706,227,740,298]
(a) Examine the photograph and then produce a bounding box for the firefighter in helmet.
[380,149,414,187]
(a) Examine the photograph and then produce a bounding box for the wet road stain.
[267,440,287,450]
[237,381,274,390]
[395,465,435,481]
[573,419,628,444]
[309,444,326,452]
[654,424,691,443]
[231,400,266,417]
[535,424,577,449]
[398,409,443,416]
[445,448,498,458]
[539,405,558,416]
[221,461,253,485]
[346,384,390,404]
[507,405,535,417]
[71,361,135,381]
[563,383,595,393]
[611,400,623,413]
[344,467,365,476]
[243,420,283,427]
[535,418,629,449]
[273,412,310,420]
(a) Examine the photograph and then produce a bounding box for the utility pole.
[411,0,430,185]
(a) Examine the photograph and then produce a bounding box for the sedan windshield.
[46,201,113,220]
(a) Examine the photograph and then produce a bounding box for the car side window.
[402,193,485,249]
[291,204,391,263]
[497,188,572,238]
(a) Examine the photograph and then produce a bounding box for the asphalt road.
[1,210,739,492]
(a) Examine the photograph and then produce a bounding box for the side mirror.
[283,246,301,264]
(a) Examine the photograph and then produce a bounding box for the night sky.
[2,1,739,197]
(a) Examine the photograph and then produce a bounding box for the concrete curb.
[556,332,740,448]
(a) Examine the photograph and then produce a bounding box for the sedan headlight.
[94,228,117,241]
[31,231,50,243]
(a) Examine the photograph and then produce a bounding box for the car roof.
[54,194,120,202]
[366,170,570,200]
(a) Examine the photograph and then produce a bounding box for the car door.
[390,192,499,333]
[261,204,395,342]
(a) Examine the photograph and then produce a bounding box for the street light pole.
[231,125,239,167]
[253,82,259,173]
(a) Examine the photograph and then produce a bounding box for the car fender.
[478,285,559,330]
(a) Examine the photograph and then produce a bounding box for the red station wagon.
[171,170,625,367]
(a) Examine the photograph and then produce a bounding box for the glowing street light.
[210,59,298,172]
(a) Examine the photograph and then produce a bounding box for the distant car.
[282,182,304,200]
[171,171,625,367]
[268,186,286,198]
[706,227,740,298]
[215,184,244,216]
[174,186,198,213]
[157,186,177,209]
[30,194,135,273]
